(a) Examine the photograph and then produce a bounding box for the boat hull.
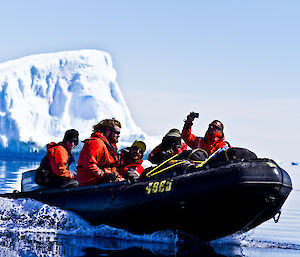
[1,159,292,241]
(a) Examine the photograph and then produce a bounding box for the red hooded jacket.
[46,142,75,179]
[182,122,229,156]
[77,132,121,186]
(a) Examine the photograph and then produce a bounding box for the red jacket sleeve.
[181,122,201,149]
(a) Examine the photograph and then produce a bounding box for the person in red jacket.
[35,129,79,188]
[148,129,187,164]
[119,140,146,181]
[181,112,230,156]
[77,118,124,186]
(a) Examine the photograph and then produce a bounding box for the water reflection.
[2,230,300,257]
[0,159,39,193]
[0,232,232,257]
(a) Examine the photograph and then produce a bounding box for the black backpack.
[34,155,55,186]
[204,147,257,167]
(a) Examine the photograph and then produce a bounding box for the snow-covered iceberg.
[0,49,146,154]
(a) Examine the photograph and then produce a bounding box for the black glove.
[98,167,116,182]
[161,149,175,159]
[103,172,116,181]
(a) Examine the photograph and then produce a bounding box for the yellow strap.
[146,153,179,177]
[147,161,187,177]
[192,160,204,164]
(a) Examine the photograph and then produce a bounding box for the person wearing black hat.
[148,129,187,164]
[35,129,79,188]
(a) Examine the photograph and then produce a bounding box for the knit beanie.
[63,129,79,145]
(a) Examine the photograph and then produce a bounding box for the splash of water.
[0,196,179,256]
[0,197,177,242]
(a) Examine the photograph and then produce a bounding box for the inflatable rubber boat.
[0,147,293,241]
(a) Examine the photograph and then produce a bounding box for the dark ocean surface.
[0,158,299,257]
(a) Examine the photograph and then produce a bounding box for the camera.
[190,112,199,119]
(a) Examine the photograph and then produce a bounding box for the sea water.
[0,158,299,257]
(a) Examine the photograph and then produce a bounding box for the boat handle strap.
[273,210,281,223]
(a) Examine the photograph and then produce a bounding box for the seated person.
[182,112,230,156]
[148,129,187,164]
[35,129,79,188]
[119,140,146,180]
[77,118,124,187]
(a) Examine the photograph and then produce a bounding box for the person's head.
[162,128,182,147]
[93,118,121,143]
[207,120,224,134]
[129,140,146,161]
[63,129,79,151]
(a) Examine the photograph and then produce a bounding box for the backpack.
[204,147,257,168]
[34,155,55,186]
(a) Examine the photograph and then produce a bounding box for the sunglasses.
[209,124,222,131]
[131,147,143,154]
[68,139,78,145]
[110,129,121,135]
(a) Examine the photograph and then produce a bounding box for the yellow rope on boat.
[146,153,179,177]
[146,161,187,177]
[146,147,225,177]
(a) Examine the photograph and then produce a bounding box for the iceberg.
[0,49,147,154]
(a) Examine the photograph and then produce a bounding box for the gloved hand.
[102,167,117,181]
[161,149,175,159]
[126,169,140,181]
[166,149,175,155]
[111,167,125,182]
[100,167,125,182]
[186,113,195,123]
[115,176,125,182]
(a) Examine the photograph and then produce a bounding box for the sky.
[0,0,299,161]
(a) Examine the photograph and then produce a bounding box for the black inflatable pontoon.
[0,148,293,241]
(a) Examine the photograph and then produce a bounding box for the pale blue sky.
[0,0,299,161]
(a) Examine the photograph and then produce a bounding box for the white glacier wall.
[0,49,146,153]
